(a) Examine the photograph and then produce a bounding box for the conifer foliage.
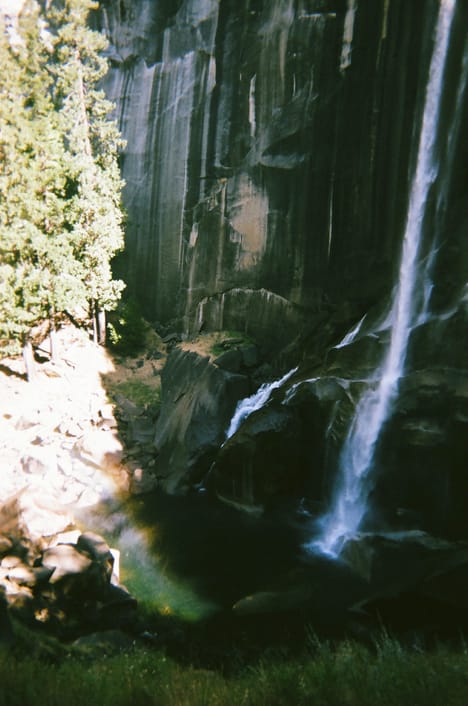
[0,0,125,378]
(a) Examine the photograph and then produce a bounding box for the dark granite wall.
[95,0,466,353]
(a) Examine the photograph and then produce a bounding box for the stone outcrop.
[153,347,250,493]
[0,327,129,538]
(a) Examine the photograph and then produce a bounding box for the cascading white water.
[225,367,298,441]
[333,314,366,349]
[311,0,456,557]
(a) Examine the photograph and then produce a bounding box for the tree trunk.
[49,317,58,362]
[90,300,106,346]
[76,52,93,158]
[91,301,98,345]
[22,339,36,383]
[97,308,106,346]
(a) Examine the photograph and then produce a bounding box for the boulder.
[41,544,93,583]
[72,629,136,656]
[0,526,132,633]
[342,531,468,634]
[19,447,58,478]
[213,348,243,373]
[326,333,388,378]
[1,556,23,569]
[98,583,138,630]
[0,588,13,645]
[0,536,13,556]
[231,555,368,635]
[74,429,124,471]
[240,344,259,369]
[341,531,468,586]
[233,586,316,616]
[153,348,250,493]
[97,403,118,429]
[14,413,41,431]
[57,419,83,437]
[49,530,82,546]
[5,563,54,588]
[0,512,137,639]
[212,404,308,513]
[14,494,72,540]
[2,583,35,622]
[76,532,114,580]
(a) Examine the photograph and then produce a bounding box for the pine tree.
[0,0,125,377]
[0,1,72,377]
[45,0,125,344]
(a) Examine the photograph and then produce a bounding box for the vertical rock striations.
[94,1,464,350]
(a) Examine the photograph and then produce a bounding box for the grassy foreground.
[1,635,468,706]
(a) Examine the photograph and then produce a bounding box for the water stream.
[310,0,456,557]
[225,367,298,441]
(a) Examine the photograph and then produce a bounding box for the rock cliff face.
[94,0,467,348]
[94,1,467,540]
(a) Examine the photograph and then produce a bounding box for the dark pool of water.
[78,490,305,621]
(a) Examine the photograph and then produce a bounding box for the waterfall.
[311,0,456,557]
[225,367,298,441]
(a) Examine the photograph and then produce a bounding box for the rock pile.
[0,325,144,640]
[0,495,136,640]
[0,326,130,540]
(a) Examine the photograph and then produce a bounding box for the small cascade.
[225,367,298,441]
[311,0,457,557]
[333,315,366,349]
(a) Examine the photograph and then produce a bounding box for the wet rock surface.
[206,356,468,542]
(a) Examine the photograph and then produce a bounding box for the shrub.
[107,298,147,356]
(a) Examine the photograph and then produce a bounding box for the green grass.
[210,331,253,358]
[110,379,160,408]
[2,634,468,706]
